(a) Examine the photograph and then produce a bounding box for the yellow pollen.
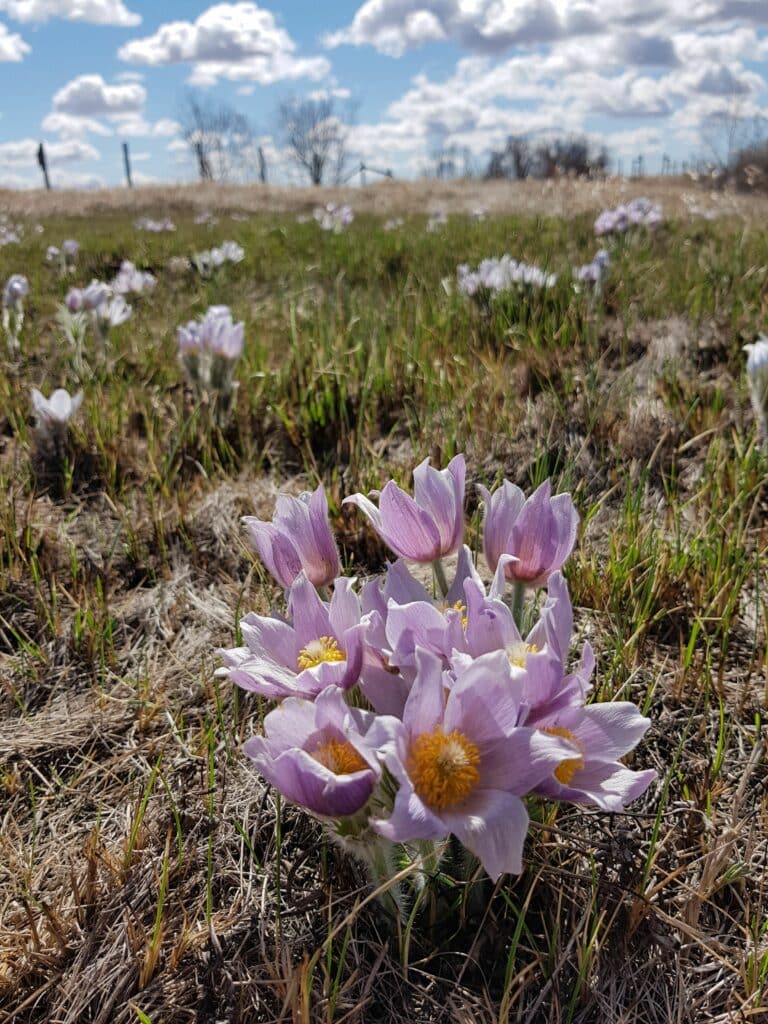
[441,600,468,630]
[312,739,367,775]
[297,636,346,671]
[507,642,539,668]
[542,726,585,785]
[408,727,480,809]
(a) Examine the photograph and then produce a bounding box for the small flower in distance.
[744,335,768,439]
[344,454,466,563]
[31,387,83,436]
[62,239,79,257]
[3,274,29,311]
[65,287,83,313]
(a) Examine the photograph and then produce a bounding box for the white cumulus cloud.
[0,0,139,26]
[118,2,330,86]
[53,73,145,117]
[0,19,28,59]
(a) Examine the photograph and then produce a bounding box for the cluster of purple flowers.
[594,198,663,237]
[0,214,23,247]
[111,259,157,296]
[314,204,354,232]
[218,455,655,883]
[191,240,245,276]
[457,256,557,300]
[65,280,132,345]
[135,216,176,233]
[177,305,244,411]
[46,239,79,275]
[574,249,611,287]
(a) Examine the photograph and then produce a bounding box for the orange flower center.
[542,726,585,785]
[506,641,539,668]
[297,636,346,671]
[312,739,367,775]
[408,727,480,809]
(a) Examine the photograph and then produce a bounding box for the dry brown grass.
[1,175,767,221]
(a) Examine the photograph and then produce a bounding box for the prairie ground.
[0,179,767,1023]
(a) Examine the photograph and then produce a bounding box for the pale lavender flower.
[478,479,578,587]
[81,281,111,311]
[46,245,61,263]
[344,455,466,563]
[62,239,79,257]
[65,287,83,313]
[531,702,656,811]
[458,256,556,299]
[97,294,132,330]
[314,204,353,232]
[217,574,368,701]
[3,274,28,310]
[242,687,390,819]
[371,648,575,880]
[111,260,156,296]
[243,483,341,589]
[3,274,29,350]
[135,216,175,232]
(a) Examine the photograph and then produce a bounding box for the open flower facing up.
[243,483,341,589]
[478,479,578,588]
[530,702,656,811]
[243,687,393,820]
[372,649,575,880]
[744,335,768,442]
[217,573,369,701]
[344,454,466,563]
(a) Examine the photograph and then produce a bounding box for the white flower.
[31,387,83,427]
[744,336,768,437]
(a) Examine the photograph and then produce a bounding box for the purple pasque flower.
[454,570,595,724]
[242,686,392,819]
[531,701,656,811]
[217,573,368,701]
[65,287,83,313]
[3,274,29,309]
[62,239,79,257]
[372,648,575,880]
[478,478,578,587]
[357,547,480,717]
[344,454,466,563]
[243,483,341,589]
[81,280,111,311]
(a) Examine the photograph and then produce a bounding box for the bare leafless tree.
[277,96,355,186]
[179,91,257,183]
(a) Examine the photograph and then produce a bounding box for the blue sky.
[0,1,767,189]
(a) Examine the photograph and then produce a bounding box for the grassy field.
[0,182,767,1023]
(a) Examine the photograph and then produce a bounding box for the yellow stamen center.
[441,600,468,630]
[408,727,480,809]
[507,641,539,668]
[312,738,367,775]
[542,726,585,785]
[297,636,346,671]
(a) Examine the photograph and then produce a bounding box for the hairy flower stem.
[432,558,449,599]
[511,580,527,631]
[413,839,442,889]
[362,839,405,920]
